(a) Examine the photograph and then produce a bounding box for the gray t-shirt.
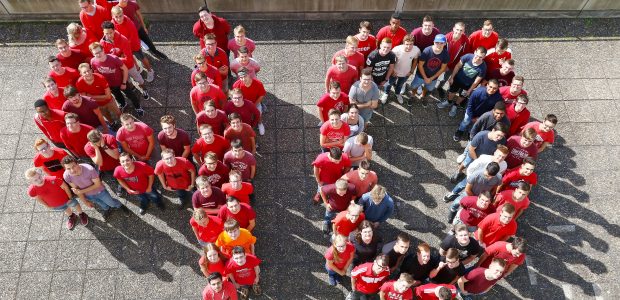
[466,168,501,195]
[348,81,380,115]
[343,135,374,166]
[470,130,505,158]
[63,163,104,196]
[341,113,365,137]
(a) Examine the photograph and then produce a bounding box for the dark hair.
[391,12,401,20]
[512,237,527,253]
[47,56,59,63]
[476,46,488,55]
[329,147,342,160]
[207,272,222,283]
[493,101,506,112]
[396,232,411,244]
[545,114,558,124]
[487,78,499,86]
[493,122,509,134]
[359,160,370,170]
[231,246,245,255]
[228,112,241,122]
[101,21,115,30]
[198,5,210,13]
[515,181,531,193]
[61,155,78,166]
[486,162,500,176]
[34,99,48,108]
[522,156,536,167]
[63,85,79,98]
[230,139,243,149]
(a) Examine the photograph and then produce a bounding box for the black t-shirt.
[366,50,396,84]
[381,241,407,269]
[439,235,482,261]
[431,257,466,284]
[400,253,439,282]
[350,235,383,266]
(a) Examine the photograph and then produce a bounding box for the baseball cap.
[434,34,447,43]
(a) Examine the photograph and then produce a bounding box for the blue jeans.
[384,76,408,95]
[410,74,438,92]
[457,286,486,300]
[449,193,467,212]
[324,208,338,226]
[359,108,373,123]
[325,266,344,285]
[461,143,474,167]
[176,189,192,205]
[137,190,162,209]
[86,189,122,211]
[451,178,468,194]
[458,110,473,132]
[51,198,79,211]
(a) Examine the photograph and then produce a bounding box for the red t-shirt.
[224,123,256,152]
[43,89,66,110]
[202,47,229,80]
[228,38,256,58]
[522,121,555,149]
[505,103,530,136]
[484,48,512,73]
[100,31,135,69]
[198,161,230,188]
[191,67,223,90]
[116,122,154,157]
[223,151,256,181]
[113,161,154,194]
[321,183,356,212]
[70,31,97,60]
[196,109,228,135]
[325,65,358,94]
[380,280,414,300]
[324,242,355,271]
[446,31,469,70]
[458,195,496,227]
[494,190,530,217]
[34,109,67,143]
[154,157,194,190]
[316,92,350,122]
[224,254,261,286]
[467,30,499,52]
[33,148,68,178]
[332,210,365,236]
[479,241,525,269]
[112,16,141,52]
[192,135,230,162]
[463,267,499,294]
[192,188,227,211]
[190,215,224,243]
[84,133,119,172]
[199,255,226,277]
[475,213,518,246]
[111,0,141,29]
[505,136,538,169]
[485,69,515,87]
[499,86,528,103]
[48,67,79,89]
[61,96,102,129]
[356,34,377,60]
[90,54,124,87]
[320,122,351,149]
[343,169,378,198]
[331,50,364,75]
[60,124,94,157]
[79,4,109,40]
[27,176,70,207]
[414,283,457,300]
[351,262,390,294]
[193,15,231,51]
[232,78,266,104]
[501,167,538,191]
[221,182,254,204]
[76,73,112,106]
[312,152,351,184]
[190,85,228,113]
[57,50,87,70]
[217,202,256,229]
[376,26,407,47]
[157,129,191,158]
[223,100,261,128]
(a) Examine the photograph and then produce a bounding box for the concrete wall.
[0,0,617,16]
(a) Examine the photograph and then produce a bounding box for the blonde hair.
[234,25,246,35]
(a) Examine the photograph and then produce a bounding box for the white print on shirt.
[95,66,117,74]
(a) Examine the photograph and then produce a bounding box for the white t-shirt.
[466,154,507,177]
[344,135,374,166]
[391,44,421,77]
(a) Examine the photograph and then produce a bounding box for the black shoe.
[443,192,459,203]
[138,207,147,215]
[453,130,463,142]
[321,223,330,234]
[407,98,414,107]
[119,205,131,216]
[421,97,429,108]
[447,210,457,224]
[156,202,166,210]
[102,209,112,220]
[437,87,447,99]
[151,49,168,60]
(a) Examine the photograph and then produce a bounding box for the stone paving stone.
[116,268,181,299]
[256,152,277,179]
[0,241,26,272]
[381,102,412,126]
[27,211,62,241]
[10,159,34,186]
[563,99,616,123]
[22,240,59,271]
[413,126,444,149]
[49,270,85,300]
[0,110,25,135]
[275,104,304,128]
[276,128,306,152]
[0,272,19,299]
[86,239,122,270]
[301,82,325,105]
[3,185,34,213]
[0,212,32,242]
[54,240,90,271]
[273,60,301,83]
[16,271,52,300]
[300,61,327,83]
[0,135,19,159]
[277,152,306,178]
[82,269,118,300]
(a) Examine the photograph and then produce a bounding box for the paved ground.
[0,17,619,299]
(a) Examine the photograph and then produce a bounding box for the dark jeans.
[138,27,157,51]
[137,191,162,209]
[325,266,344,285]
[110,85,141,109]
[351,291,379,300]
[176,189,193,205]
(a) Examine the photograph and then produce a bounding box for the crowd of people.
[23,1,558,299]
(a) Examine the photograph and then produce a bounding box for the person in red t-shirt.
[467,20,498,53]
[192,54,224,89]
[114,153,164,214]
[202,272,237,300]
[116,114,155,161]
[312,147,352,203]
[224,113,256,154]
[191,208,224,246]
[475,204,517,248]
[85,129,120,172]
[414,283,457,300]
[201,33,230,89]
[320,109,351,150]
[34,100,67,147]
[499,76,527,104]
[320,179,357,233]
[155,149,197,209]
[324,234,355,286]
[230,47,261,79]
[55,38,87,70]
[225,246,262,298]
[341,161,379,199]
[231,69,266,135]
[376,13,407,48]
[505,94,530,136]
[42,78,66,111]
[78,0,109,40]
[484,38,511,74]
[191,72,228,114]
[505,128,538,169]
[60,113,94,158]
[33,139,69,178]
[193,124,231,165]
[332,203,365,237]
[198,243,226,278]
[228,25,256,58]
[75,63,119,125]
[326,57,357,97]
[493,182,531,219]
[457,259,505,297]
[478,238,526,279]
[453,192,495,230]
[158,115,191,159]
[221,170,253,205]
[355,21,377,60]
[497,157,537,192]
[484,59,515,87]
[331,36,365,76]
[380,273,415,300]
[199,152,230,188]
[110,7,155,83]
[217,196,256,231]
[194,5,231,52]
[66,22,96,61]
[26,167,88,230]
[48,56,79,89]
[317,82,351,123]
[223,140,257,182]
[437,22,468,100]
[350,254,390,298]
[197,100,228,136]
[224,88,261,129]
[521,114,558,153]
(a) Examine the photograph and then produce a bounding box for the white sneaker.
[146,70,154,83]
[258,123,265,135]
[449,105,458,117]
[456,153,466,164]
[436,100,450,109]
[396,94,404,104]
[380,92,388,104]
